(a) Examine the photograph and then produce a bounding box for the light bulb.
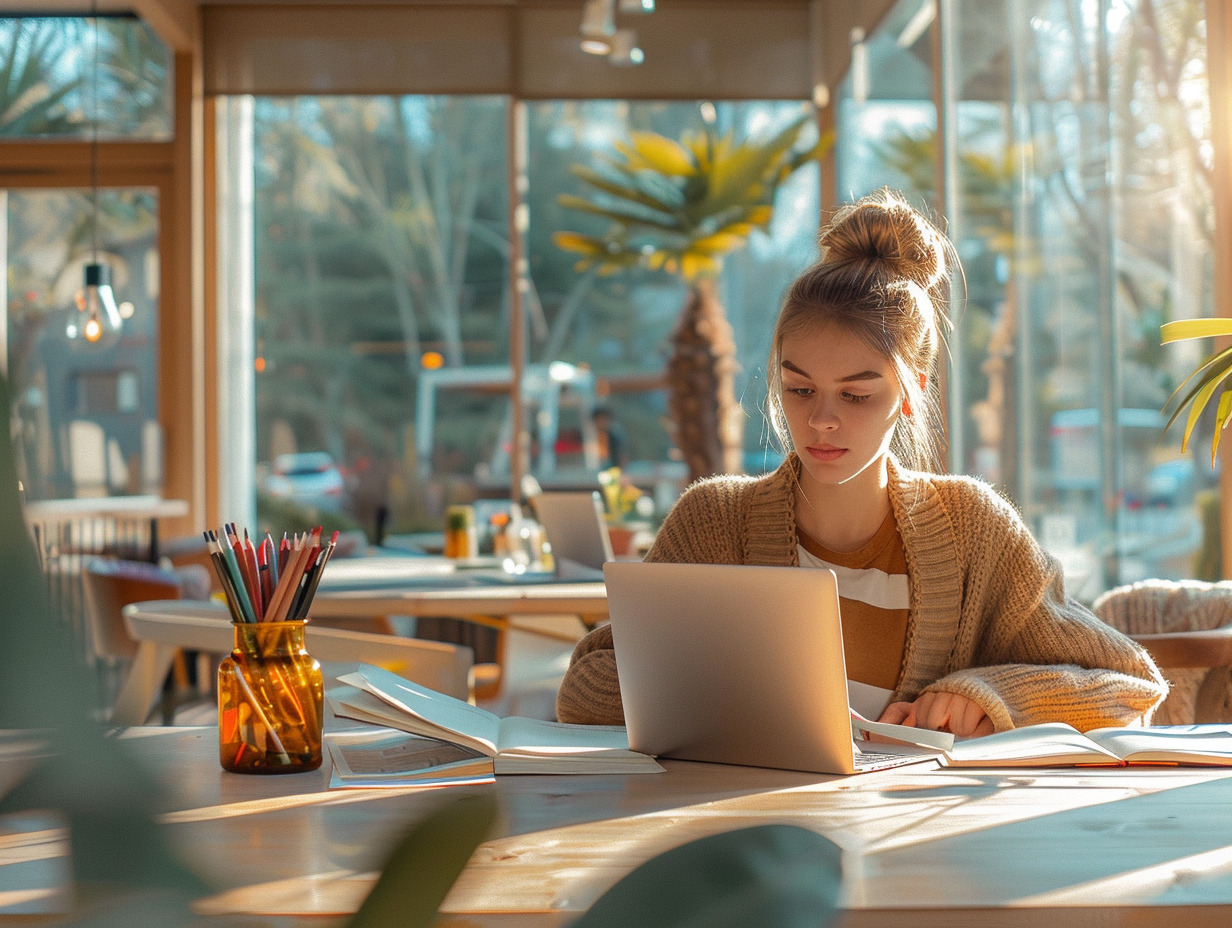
[69,261,123,345]
[84,262,123,329]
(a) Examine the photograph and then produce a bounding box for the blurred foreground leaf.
[0,373,207,917]
[571,824,842,928]
[348,792,497,928]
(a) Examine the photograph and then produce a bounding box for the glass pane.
[0,16,173,140]
[244,95,509,542]
[230,94,819,543]
[838,0,1215,598]
[3,187,162,500]
[527,100,820,516]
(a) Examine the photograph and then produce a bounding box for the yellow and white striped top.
[797,511,909,691]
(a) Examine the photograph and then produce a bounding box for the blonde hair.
[766,188,955,472]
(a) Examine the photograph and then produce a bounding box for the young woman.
[556,188,1166,736]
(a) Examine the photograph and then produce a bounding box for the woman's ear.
[902,372,927,417]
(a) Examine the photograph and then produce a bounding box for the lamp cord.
[90,0,100,261]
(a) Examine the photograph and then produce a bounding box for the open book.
[941,722,1232,768]
[331,665,663,775]
[325,728,496,789]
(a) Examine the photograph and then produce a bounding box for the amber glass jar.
[218,621,324,774]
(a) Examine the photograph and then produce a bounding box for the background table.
[6,726,1232,926]
[311,555,608,626]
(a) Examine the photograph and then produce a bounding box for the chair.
[81,557,212,714]
[81,557,184,664]
[111,599,474,725]
[1092,579,1232,724]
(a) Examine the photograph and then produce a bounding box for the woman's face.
[778,323,903,490]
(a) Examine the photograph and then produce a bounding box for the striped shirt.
[797,510,909,690]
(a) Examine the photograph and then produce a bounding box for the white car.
[263,452,346,512]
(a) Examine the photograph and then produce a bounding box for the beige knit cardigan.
[555,454,1167,731]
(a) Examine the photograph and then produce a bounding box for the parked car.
[262,451,346,512]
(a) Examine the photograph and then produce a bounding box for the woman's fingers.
[904,692,993,737]
[877,701,914,725]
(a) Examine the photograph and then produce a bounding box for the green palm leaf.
[556,194,680,232]
[1162,318,1232,342]
[1163,341,1232,462]
[569,163,683,213]
[557,113,827,281]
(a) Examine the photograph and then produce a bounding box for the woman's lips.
[807,445,847,462]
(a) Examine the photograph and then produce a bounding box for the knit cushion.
[1093,579,1232,724]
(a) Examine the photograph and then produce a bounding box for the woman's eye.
[787,386,813,397]
[842,392,871,403]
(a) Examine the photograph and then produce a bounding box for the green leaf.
[1213,389,1232,466]
[552,231,611,256]
[570,824,841,928]
[702,117,809,219]
[347,793,497,928]
[1163,343,1232,453]
[569,164,683,213]
[556,194,680,232]
[625,131,697,176]
[0,371,208,915]
[1164,342,1232,424]
[1162,318,1232,343]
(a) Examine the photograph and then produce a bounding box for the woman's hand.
[878,692,995,738]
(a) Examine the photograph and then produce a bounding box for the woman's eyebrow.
[780,360,883,383]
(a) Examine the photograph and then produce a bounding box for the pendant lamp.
[70,1,122,345]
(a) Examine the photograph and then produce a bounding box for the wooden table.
[7,727,1232,926]
[311,555,609,627]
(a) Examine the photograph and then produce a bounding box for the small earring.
[902,398,912,417]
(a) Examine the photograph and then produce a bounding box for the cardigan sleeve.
[918,485,1167,732]
[555,623,625,725]
[554,478,751,724]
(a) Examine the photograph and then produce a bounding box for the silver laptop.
[532,490,615,571]
[603,561,936,775]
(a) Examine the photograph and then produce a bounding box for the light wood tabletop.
[7,725,1232,926]
[309,555,609,625]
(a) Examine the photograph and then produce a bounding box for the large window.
[4,188,161,500]
[0,16,172,140]
[838,0,1215,597]
[223,96,819,542]
[1,16,172,503]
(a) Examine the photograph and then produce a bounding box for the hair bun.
[819,188,945,292]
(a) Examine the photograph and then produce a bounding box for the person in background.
[593,405,629,470]
[556,188,1166,735]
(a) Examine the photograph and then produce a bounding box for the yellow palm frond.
[626,132,696,176]
[1162,318,1232,343]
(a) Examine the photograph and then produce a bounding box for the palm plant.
[553,116,829,482]
[1162,318,1232,463]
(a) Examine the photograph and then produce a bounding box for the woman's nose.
[807,396,838,430]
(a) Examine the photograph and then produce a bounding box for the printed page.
[338,666,501,755]
[326,729,493,784]
[1086,725,1232,764]
[942,722,1120,767]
